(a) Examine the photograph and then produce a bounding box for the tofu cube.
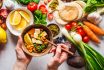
[35,29,40,35]
[34,33,38,38]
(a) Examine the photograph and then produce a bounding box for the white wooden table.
[0,0,104,70]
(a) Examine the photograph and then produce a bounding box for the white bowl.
[6,8,34,36]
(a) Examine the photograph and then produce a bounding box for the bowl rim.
[21,24,53,57]
[6,8,34,36]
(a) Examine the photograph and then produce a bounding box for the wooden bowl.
[21,24,53,57]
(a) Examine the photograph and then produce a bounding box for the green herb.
[83,0,104,13]
[34,10,47,25]
[17,0,40,5]
[18,0,30,5]
[32,0,40,4]
[35,45,46,52]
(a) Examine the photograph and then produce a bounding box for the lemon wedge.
[14,17,27,30]
[24,33,33,45]
[19,11,30,23]
[10,11,21,25]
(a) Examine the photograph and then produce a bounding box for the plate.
[6,8,34,36]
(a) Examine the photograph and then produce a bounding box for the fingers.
[58,44,68,50]
[57,44,68,63]
[54,45,61,58]
[59,52,68,63]
[50,46,56,53]
[16,36,23,49]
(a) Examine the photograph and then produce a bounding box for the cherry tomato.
[1,23,7,30]
[77,29,86,37]
[65,24,72,30]
[27,2,38,12]
[77,26,83,30]
[83,36,90,43]
[71,22,77,27]
[48,13,53,21]
[39,5,48,14]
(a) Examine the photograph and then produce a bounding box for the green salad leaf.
[34,10,47,25]
[17,0,40,5]
[83,0,104,13]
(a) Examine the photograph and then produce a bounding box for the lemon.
[0,27,7,44]
[9,12,14,25]
[19,11,30,23]
[24,33,33,45]
[14,17,27,30]
[10,11,21,25]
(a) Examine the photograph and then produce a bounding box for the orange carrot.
[83,25,100,43]
[28,28,35,35]
[83,21,104,35]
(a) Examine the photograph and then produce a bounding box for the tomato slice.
[39,5,48,14]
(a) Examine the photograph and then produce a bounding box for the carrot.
[83,21,104,35]
[28,28,35,35]
[83,25,100,43]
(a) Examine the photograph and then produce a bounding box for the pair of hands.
[15,36,68,70]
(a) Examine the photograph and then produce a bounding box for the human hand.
[47,44,68,70]
[15,36,32,66]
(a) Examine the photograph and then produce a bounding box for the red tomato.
[65,24,72,30]
[27,2,38,12]
[77,26,83,30]
[77,29,86,37]
[83,36,90,43]
[48,13,53,21]
[71,22,77,27]
[39,5,48,14]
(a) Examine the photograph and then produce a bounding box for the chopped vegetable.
[47,24,60,37]
[83,21,104,35]
[24,28,48,53]
[34,10,47,25]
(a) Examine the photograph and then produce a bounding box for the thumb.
[17,36,23,48]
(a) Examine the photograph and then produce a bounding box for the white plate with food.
[6,8,34,36]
